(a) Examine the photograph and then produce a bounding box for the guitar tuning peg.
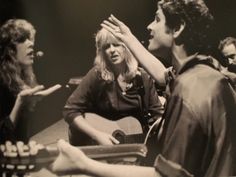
[23,144,29,151]
[18,151,30,157]
[28,164,36,170]
[6,164,15,170]
[5,141,12,151]
[16,141,24,155]
[16,141,24,147]
[4,151,17,157]
[5,141,12,145]
[16,165,27,170]
[30,147,38,156]
[0,144,5,152]
[11,145,17,152]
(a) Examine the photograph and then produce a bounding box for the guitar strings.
[43,139,69,146]
[143,119,161,145]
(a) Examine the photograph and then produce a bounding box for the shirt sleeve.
[159,97,204,175]
[140,70,164,124]
[147,76,164,121]
[0,116,16,143]
[154,154,193,177]
[63,68,100,124]
[0,85,16,143]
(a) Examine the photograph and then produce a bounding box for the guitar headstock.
[0,141,55,174]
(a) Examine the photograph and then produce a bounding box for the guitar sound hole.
[113,130,125,144]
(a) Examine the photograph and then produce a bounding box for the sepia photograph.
[0,0,236,176]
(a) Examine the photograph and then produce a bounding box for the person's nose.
[147,21,154,31]
[109,44,116,53]
[25,39,34,47]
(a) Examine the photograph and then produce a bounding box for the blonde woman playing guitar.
[63,28,163,147]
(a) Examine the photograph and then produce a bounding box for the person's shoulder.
[77,66,103,87]
[178,64,224,86]
[83,66,102,79]
[174,64,231,101]
[86,66,100,75]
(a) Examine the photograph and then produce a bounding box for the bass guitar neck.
[0,143,147,173]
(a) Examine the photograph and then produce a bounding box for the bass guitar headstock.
[0,141,57,174]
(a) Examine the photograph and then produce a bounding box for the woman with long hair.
[0,19,61,144]
[63,28,163,146]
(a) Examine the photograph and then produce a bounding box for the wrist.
[9,95,24,125]
[83,158,112,177]
[124,34,137,45]
[81,158,97,175]
[16,94,23,103]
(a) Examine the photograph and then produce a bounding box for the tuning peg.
[5,141,12,152]
[0,144,5,152]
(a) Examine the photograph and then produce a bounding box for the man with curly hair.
[49,0,236,177]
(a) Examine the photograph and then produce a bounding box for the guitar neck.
[1,144,147,173]
[41,143,147,163]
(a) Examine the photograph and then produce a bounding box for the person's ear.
[9,49,15,58]
[8,48,17,61]
[173,21,185,39]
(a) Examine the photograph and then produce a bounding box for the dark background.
[0,0,236,135]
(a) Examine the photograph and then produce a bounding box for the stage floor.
[30,119,69,177]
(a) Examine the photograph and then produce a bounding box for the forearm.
[71,113,101,140]
[9,96,23,126]
[86,159,161,177]
[124,35,167,86]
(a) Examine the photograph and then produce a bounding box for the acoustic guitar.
[69,115,146,146]
[0,142,147,174]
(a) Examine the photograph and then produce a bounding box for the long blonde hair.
[94,28,138,82]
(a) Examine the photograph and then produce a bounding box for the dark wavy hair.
[159,0,215,55]
[0,19,37,94]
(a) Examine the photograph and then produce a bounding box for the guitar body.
[69,115,145,146]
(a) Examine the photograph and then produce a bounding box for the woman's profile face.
[15,38,35,66]
[104,42,126,66]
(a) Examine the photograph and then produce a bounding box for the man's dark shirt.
[156,57,236,177]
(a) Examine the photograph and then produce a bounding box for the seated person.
[218,36,236,73]
[0,19,61,144]
[63,28,164,146]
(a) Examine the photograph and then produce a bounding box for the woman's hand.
[33,84,62,97]
[10,84,61,125]
[17,84,61,110]
[94,131,119,145]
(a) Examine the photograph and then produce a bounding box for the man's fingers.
[34,84,61,96]
[101,21,117,36]
[101,23,114,35]
[101,22,122,39]
[110,14,123,26]
[103,20,118,30]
